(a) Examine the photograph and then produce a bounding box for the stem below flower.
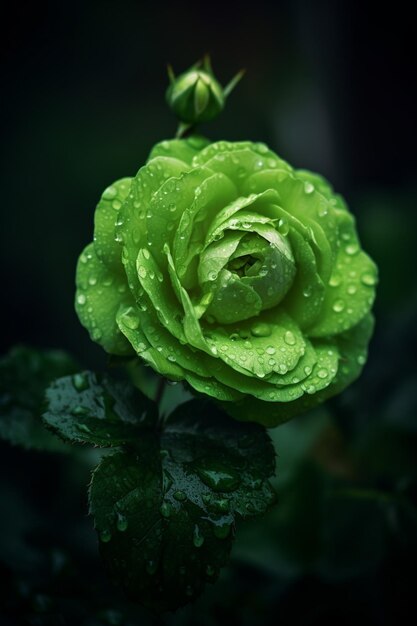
[175,121,196,139]
[155,377,166,407]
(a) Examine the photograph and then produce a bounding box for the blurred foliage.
[0,346,78,452]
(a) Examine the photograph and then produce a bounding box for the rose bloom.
[75,138,377,426]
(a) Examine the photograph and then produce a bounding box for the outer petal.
[94,178,132,273]
[222,315,373,427]
[307,213,378,337]
[204,309,306,380]
[117,307,184,381]
[75,244,134,356]
[147,136,210,165]
[193,141,292,193]
[118,156,190,297]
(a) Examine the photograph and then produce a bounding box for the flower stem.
[175,121,196,139]
[155,377,166,407]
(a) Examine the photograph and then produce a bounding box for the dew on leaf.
[146,560,158,575]
[193,524,205,548]
[116,513,128,532]
[206,565,216,577]
[196,465,240,492]
[160,502,173,518]
[213,522,232,540]
[72,372,89,392]
[71,404,90,414]
[99,529,112,543]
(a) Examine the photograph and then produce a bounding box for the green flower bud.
[166,57,243,125]
[75,138,377,427]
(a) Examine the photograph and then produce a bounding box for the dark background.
[1,1,417,625]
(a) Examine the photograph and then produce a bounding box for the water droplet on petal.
[345,243,359,256]
[332,299,345,313]
[102,186,117,200]
[304,384,316,394]
[278,218,290,236]
[256,143,268,154]
[284,330,296,345]
[329,275,342,287]
[123,307,140,330]
[361,272,377,286]
[251,322,271,337]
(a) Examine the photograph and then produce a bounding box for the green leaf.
[43,371,157,446]
[0,346,78,451]
[89,399,276,612]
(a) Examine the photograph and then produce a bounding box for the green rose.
[75,138,377,426]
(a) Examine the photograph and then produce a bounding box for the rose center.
[200,232,296,325]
